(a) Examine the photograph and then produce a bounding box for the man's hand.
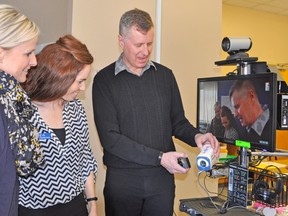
[195,133,220,158]
[160,152,190,174]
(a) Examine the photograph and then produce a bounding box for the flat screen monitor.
[197,73,277,152]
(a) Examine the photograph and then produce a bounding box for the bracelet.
[86,197,98,202]
[158,151,163,161]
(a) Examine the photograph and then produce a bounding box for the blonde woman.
[0,4,44,216]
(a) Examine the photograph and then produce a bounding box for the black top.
[92,61,199,169]
[208,117,225,137]
[0,104,18,216]
[52,128,66,145]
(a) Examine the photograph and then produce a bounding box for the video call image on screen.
[197,73,277,152]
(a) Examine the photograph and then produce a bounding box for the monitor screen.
[197,73,277,152]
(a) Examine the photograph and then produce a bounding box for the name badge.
[39,132,52,140]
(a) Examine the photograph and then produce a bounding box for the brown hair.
[23,35,93,101]
[220,105,237,129]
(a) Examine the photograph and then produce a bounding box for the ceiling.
[223,0,288,16]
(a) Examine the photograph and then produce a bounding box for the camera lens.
[222,37,231,52]
[222,37,252,53]
[200,160,207,167]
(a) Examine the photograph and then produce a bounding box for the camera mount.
[215,37,265,76]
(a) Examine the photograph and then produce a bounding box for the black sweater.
[92,62,199,169]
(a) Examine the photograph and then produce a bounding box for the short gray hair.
[119,8,153,37]
[229,79,258,101]
[0,4,39,48]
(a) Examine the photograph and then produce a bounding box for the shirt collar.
[115,53,156,76]
[247,108,270,136]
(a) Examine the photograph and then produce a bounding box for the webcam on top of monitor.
[222,37,252,60]
[215,37,271,75]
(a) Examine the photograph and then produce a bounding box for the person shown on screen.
[19,35,98,216]
[207,101,225,137]
[0,4,44,216]
[220,105,240,155]
[220,105,239,140]
[92,8,219,216]
[229,79,270,143]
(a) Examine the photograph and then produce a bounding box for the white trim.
[155,0,162,63]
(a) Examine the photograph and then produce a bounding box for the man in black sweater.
[92,8,219,216]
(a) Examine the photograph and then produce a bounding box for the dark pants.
[104,167,175,216]
[18,193,88,216]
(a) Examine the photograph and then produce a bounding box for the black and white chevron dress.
[18,99,97,209]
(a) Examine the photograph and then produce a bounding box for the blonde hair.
[0,4,39,48]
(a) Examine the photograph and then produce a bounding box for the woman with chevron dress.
[19,35,98,216]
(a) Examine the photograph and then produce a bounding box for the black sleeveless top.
[52,128,66,145]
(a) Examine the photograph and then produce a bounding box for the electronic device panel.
[228,164,250,207]
[196,73,277,152]
[277,94,288,129]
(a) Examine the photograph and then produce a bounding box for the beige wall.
[72,1,222,215]
[3,1,222,215]
[160,2,222,214]
[5,1,288,215]
[222,4,288,74]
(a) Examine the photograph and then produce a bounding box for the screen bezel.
[196,73,277,152]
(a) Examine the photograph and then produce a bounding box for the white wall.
[1,0,72,44]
